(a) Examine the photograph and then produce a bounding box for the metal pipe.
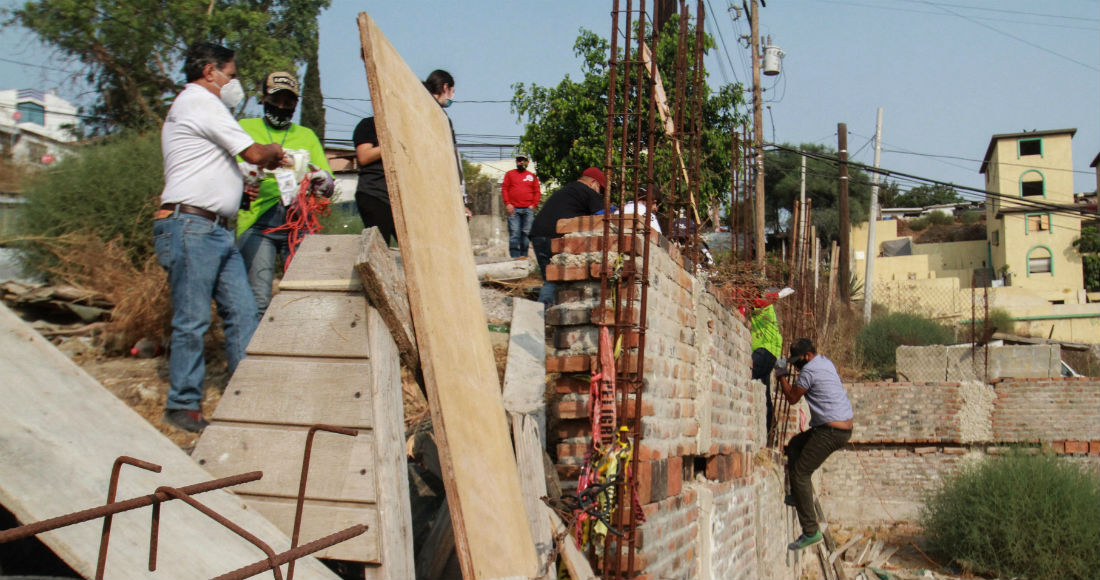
[213,525,368,580]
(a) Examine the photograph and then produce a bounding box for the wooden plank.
[213,358,374,427]
[247,292,370,358]
[545,505,596,580]
[279,234,363,292]
[355,227,418,371]
[476,258,531,282]
[511,414,554,579]
[358,13,538,579]
[193,425,377,502]
[502,298,547,419]
[244,497,381,562]
[366,306,415,578]
[0,304,337,580]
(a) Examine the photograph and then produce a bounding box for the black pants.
[355,193,397,246]
[752,348,777,433]
[787,425,851,535]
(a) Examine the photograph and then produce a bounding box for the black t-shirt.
[353,117,389,202]
[530,180,604,238]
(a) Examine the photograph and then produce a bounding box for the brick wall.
[544,218,798,579]
[822,378,1100,526]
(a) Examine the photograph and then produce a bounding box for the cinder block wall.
[821,377,1100,525]
[544,218,801,580]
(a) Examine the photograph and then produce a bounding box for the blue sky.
[2,0,1097,195]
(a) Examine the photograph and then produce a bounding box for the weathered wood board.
[358,12,538,579]
[0,303,338,580]
[355,227,418,371]
[193,234,413,577]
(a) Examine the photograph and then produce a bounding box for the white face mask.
[213,69,244,109]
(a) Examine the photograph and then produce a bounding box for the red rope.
[263,177,331,268]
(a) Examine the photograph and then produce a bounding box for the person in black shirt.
[353,69,467,245]
[529,167,606,306]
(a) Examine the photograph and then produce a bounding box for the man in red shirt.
[501,154,541,258]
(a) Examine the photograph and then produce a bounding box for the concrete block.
[896,345,947,381]
[946,344,1059,381]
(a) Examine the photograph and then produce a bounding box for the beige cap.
[264,71,299,96]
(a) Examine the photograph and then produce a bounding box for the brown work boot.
[163,409,209,433]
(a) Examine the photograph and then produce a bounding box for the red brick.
[555,419,590,440]
[636,444,660,461]
[557,215,606,234]
[1050,440,1066,454]
[731,452,744,479]
[1090,441,1100,457]
[706,454,733,481]
[555,375,590,394]
[1065,440,1088,454]
[556,400,588,419]
[635,460,654,505]
[557,442,588,459]
[546,355,592,373]
[667,456,683,497]
[545,264,589,282]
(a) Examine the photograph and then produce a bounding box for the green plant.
[958,210,982,224]
[927,210,954,226]
[13,132,163,274]
[959,307,1015,342]
[317,200,364,235]
[1075,226,1099,291]
[921,450,1100,579]
[856,312,951,374]
[908,216,929,231]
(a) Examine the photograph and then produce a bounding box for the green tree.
[763,143,874,243]
[511,17,746,227]
[1074,225,1099,291]
[891,183,964,208]
[463,159,497,216]
[7,0,331,133]
[299,50,325,141]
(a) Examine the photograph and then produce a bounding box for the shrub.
[907,216,929,231]
[856,312,951,374]
[921,450,1100,579]
[15,131,162,273]
[958,307,1015,342]
[927,210,954,226]
[959,210,982,224]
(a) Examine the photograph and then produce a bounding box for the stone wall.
[544,217,799,579]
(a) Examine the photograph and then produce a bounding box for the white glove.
[307,170,335,198]
[774,358,789,378]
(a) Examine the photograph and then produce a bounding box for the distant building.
[0,88,80,167]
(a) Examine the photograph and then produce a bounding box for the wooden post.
[837,123,850,302]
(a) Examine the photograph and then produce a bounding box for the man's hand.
[306,170,335,198]
[241,143,285,171]
[242,181,260,203]
[774,357,789,378]
[505,203,515,216]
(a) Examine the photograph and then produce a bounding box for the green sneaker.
[788,530,823,551]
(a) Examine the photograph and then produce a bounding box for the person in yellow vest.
[236,71,334,319]
[750,287,793,434]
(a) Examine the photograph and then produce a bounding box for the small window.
[1019,138,1042,157]
[1026,213,1050,233]
[991,230,1000,246]
[1020,170,1044,197]
[16,102,45,126]
[1049,300,1064,305]
[1027,246,1052,275]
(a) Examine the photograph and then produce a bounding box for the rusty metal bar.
[149,486,283,579]
[213,525,368,580]
[95,456,162,580]
[287,424,358,580]
[0,471,263,544]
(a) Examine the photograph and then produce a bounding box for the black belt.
[815,424,853,432]
[160,203,231,228]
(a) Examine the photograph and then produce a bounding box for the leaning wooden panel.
[192,425,377,501]
[214,358,375,427]
[358,12,537,579]
[247,292,370,358]
[0,304,338,580]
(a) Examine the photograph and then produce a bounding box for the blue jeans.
[154,213,258,411]
[531,236,556,306]
[508,207,535,258]
[237,203,291,320]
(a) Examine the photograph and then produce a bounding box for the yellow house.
[980,129,1083,301]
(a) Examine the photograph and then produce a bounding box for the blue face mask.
[442,98,453,108]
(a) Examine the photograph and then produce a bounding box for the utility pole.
[837,123,850,302]
[862,108,883,322]
[751,0,766,268]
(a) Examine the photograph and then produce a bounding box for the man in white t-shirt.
[155,41,285,433]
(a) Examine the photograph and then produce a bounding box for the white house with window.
[0,88,80,166]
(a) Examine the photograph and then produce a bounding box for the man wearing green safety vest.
[750,287,792,434]
[237,71,334,319]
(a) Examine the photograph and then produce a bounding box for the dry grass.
[31,232,169,351]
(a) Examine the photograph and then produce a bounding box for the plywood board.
[279,234,363,292]
[247,292,370,358]
[245,498,381,562]
[358,12,537,579]
[0,303,338,580]
[192,425,377,501]
[215,358,375,426]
